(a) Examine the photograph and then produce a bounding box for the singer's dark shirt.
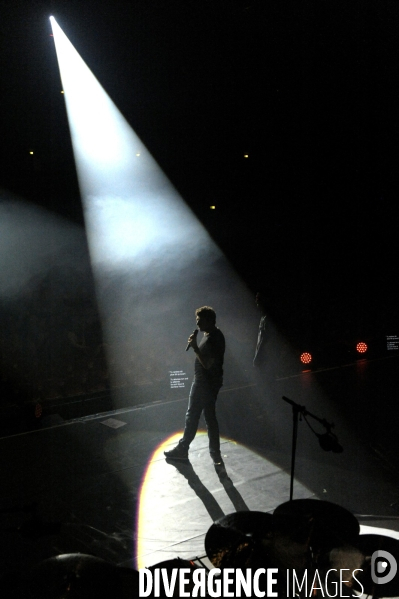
[194,328,225,388]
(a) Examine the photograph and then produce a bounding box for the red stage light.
[356,342,367,354]
[300,352,312,364]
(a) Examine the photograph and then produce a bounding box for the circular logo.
[371,550,397,585]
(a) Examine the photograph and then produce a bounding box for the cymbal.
[273,499,360,551]
[205,511,273,569]
[213,511,274,538]
[27,553,139,599]
[351,534,399,597]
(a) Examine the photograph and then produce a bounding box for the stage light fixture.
[300,352,312,365]
[356,341,367,354]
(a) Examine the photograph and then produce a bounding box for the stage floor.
[0,355,399,587]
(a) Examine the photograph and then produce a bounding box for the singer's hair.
[195,306,216,324]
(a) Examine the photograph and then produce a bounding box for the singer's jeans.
[178,381,221,456]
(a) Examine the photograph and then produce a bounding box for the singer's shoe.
[164,445,189,460]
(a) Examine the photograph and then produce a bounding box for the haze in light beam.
[50,17,260,404]
[50,17,218,274]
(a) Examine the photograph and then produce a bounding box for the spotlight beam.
[49,17,255,402]
[50,17,218,274]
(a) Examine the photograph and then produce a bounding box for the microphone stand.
[281,396,338,502]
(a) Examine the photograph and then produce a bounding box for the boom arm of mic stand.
[283,396,335,431]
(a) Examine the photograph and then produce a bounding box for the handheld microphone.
[185,329,198,351]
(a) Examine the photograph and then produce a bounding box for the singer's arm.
[191,332,225,371]
[194,346,213,369]
[188,333,214,369]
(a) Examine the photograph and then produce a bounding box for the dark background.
[1,0,398,413]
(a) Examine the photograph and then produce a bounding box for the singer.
[164,306,225,465]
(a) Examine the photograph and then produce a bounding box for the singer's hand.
[188,330,199,351]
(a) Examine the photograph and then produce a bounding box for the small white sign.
[169,370,189,388]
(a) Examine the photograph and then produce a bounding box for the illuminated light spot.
[136,153,141,157]
[210,206,216,210]
[244,154,249,158]
[136,433,312,569]
[356,341,367,354]
[29,151,34,155]
[136,431,185,567]
[300,352,312,365]
[61,90,64,94]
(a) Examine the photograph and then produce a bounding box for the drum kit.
[202,500,399,598]
[16,499,399,598]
